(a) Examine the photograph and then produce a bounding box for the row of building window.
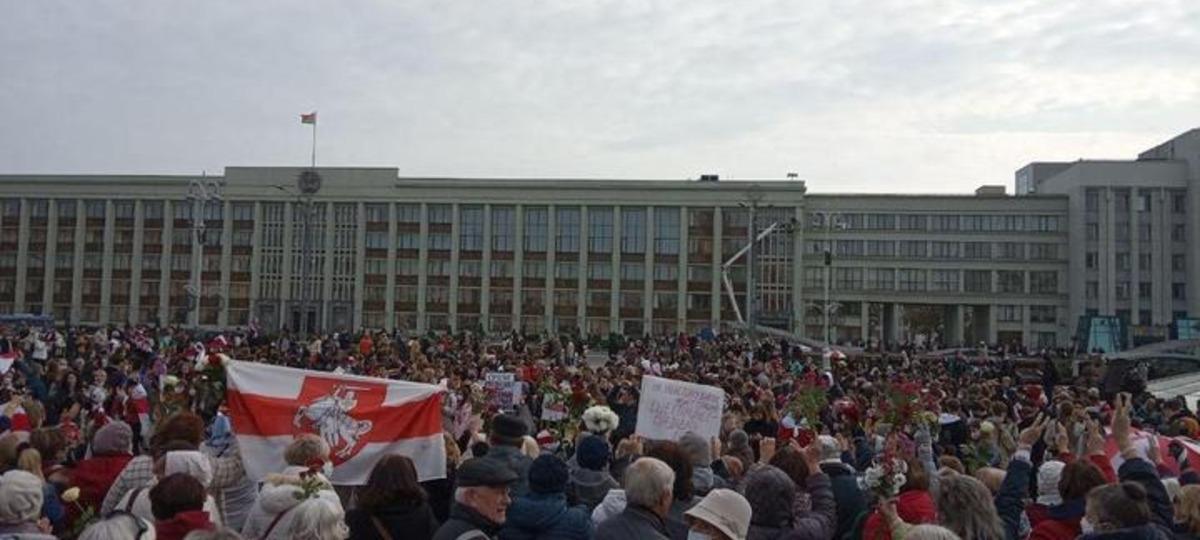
[1086,281,1188,301]
[808,240,1060,260]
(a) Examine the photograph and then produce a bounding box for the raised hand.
[1113,392,1133,450]
[1017,414,1048,449]
[759,437,777,464]
[1085,420,1107,456]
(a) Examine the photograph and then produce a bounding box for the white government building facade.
[1,129,1198,349]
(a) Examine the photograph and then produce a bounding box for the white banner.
[635,375,724,442]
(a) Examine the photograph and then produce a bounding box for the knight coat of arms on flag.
[225,360,445,485]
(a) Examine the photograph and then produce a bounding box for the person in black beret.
[500,454,593,540]
[481,414,533,497]
[432,458,519,540]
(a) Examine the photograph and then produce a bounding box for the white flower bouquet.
[582,405,620,435]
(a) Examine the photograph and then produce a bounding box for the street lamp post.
[187,175,222,327]
[812,211,845,346]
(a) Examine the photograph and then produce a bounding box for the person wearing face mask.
[682,489,751,540]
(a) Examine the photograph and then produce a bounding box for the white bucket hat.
[684,488,752,540]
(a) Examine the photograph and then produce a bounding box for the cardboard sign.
[636,376,724,442]
[485,372,521,411]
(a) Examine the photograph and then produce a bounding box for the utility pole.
[187,174,222,328]
[297,170,322,336]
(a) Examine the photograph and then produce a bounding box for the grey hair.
[79,513,156,540]
[624,457,675,508]
[284,434,331,467]
[906,524,963,540]
[935,474,1005,540]
[289,497,349,540]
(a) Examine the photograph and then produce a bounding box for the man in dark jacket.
[433,458,519,540]
[595,457,675,540]
[816,435,867,540]
[483,414,534,497]
[500,454,593,540]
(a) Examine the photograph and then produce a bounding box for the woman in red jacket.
[67,422,134,524]
[861,459,938,540]
[1028,458,1111,539]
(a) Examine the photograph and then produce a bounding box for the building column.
[860,301,871,344]
[249,202,265,327]
[100,200,115,325]
[157,201,173,326]
[13,199,30,313]
[384,203,398,330]
[42,200,59,314]
[610,206,622,332]
[974,304,997,345]
[1189,183,1200,317]
[1021,304,1033,348]
[576,207,588,332]
[415,204,429,333]
[544,205,555,331]
[481,205,493,331]
[642,207,654,334]
[711,207,723,327]
[321,202,335,330]
[944,304,964,347]
[448,204,461,333]
[352,202,367,330]
[512,205,524,328]
[218,201,234,327]
[791,206,805,335]
[883,302,901,346]
[676,206,688,331]
[278,201,294,331]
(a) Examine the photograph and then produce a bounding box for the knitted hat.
[1036,460,1065,506]
[528,454,569,494]
[0,470,44,523]
[678,431,711,466]
[576,435,611,471]
[93,421,133,456]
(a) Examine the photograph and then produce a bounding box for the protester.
[567,435,619,511]
[500,454,592,540]
[595,457,675,540]
[346,455,439,540]
[683,488,752,540]
[78,511,156,540]
[240,435,342,540]
[149,473,215,540]
[484,414,534,498]
[432,457,519,540]
[0,469,57,539]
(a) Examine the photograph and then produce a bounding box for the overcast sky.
[3,1,1198,193]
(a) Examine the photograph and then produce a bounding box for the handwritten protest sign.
[635,376,724,442]
[485,372,521,411]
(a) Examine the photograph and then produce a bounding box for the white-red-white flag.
[225,360,445,484]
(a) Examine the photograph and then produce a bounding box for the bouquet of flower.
[582,405,619,435]
[875,381,924,430]
[859,456,908,500]
[786,371,830,431]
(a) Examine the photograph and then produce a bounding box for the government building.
[1,129,1198,350]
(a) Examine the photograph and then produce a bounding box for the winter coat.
[432,502,504,540]
[0,522,56,540]
[594,504,669,540]
[156,510,215,540]
[346,500,440,540]
[1116,458,1173,532]
[423,468,456,523]
[1028,498,1085,540]
[746,472,838,540]
[861,489,938,540]
[665,497,700,540]
[996,457,1033,540]
[483,445,534,497]
[68,453,133,519]
[567,468,619,511]
[241,469,342,540]
[1078,524,1175,540]
[115,484,222,529]
[591,489,626,526]
[500,492,593,540]
[820,461,867,540]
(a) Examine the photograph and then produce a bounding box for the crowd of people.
[0,323,1196,540]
